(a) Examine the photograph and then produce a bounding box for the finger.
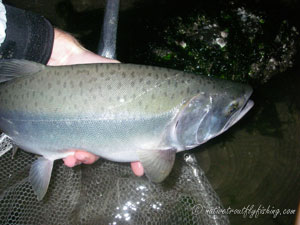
[63,155,79,167]
[74,150,100,164]
[131,161,144,177]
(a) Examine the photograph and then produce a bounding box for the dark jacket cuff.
[0,4,54,64]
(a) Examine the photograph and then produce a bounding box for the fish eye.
[225,101,239,116]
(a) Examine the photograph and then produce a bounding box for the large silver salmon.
[0,60,253,200]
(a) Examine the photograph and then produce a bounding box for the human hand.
[47,28,118,66]
[48,28,144,177]
[62,151,144,177]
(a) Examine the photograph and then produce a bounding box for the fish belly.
[0,111,174,162]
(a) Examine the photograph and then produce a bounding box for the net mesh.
[0,134,229,225]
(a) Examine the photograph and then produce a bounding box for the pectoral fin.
[137,149,176,183]
[29,157,54,201]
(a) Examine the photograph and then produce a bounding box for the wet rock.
[136,2,299,84]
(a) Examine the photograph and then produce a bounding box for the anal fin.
[29,157,54,201]
[137,149,176,183]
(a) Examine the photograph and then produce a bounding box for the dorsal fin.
[0,59,45,83]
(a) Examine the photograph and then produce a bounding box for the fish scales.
[0,60,253,200]
[0,64,205,116]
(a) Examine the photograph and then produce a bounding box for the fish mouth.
[223,99,254,131]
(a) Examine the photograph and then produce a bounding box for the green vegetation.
[140,5,299,85]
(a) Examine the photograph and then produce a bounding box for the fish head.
[174,82,254,150]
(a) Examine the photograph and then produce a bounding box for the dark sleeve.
[0,4,54,65]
